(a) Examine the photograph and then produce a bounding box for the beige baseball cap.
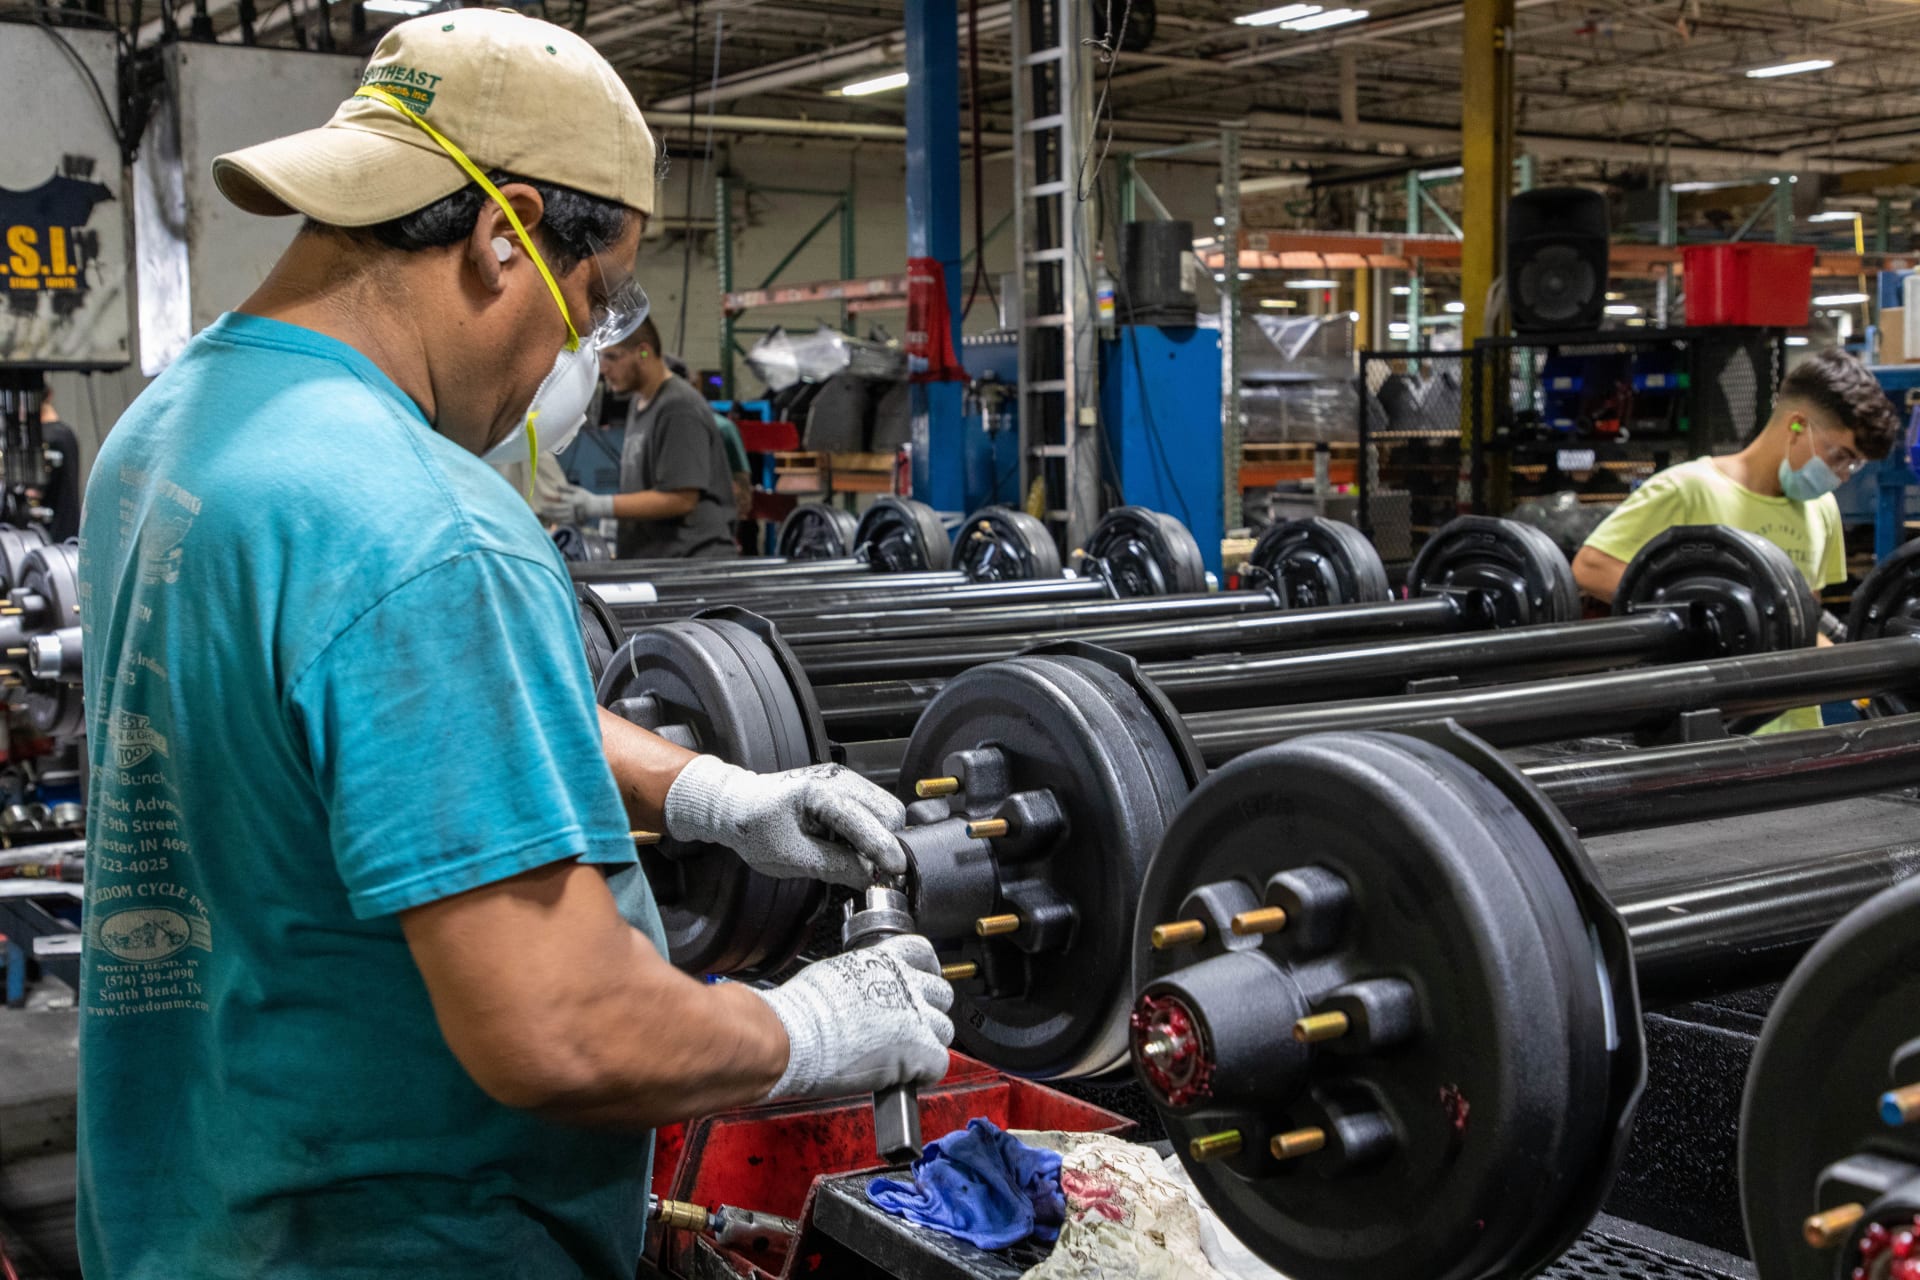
[213,8,655,226]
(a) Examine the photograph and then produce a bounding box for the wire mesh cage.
[1356,350,1472,562]
[1468,327,1787,530]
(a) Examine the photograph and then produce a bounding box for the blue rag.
[866,1118,1066,1250]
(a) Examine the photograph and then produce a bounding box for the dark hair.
[305,171,630,274]
[1779,347,1903,460]
[613,316,663,355]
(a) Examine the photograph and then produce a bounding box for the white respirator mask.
[353,86,649,487]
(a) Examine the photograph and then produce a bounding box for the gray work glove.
[535,482,598,525]
[752,934,954,1100]
[533,484,577,524]
[569,489,615,522]
[664,755,908,887]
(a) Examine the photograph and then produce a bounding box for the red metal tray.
[647,1053,1135,1279]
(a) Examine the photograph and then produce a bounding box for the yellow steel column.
[1460,0,1515,514]
[1355,264,1372,350]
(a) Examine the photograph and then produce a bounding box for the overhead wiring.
[1074,0,1132,203]
[673,3,725,358]
[10,12,129,159]
[961,0,996,320]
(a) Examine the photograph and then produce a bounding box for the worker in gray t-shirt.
[570,317,738,559]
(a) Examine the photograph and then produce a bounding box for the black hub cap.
[1239,518,1391,608]
[1408,516,1579,627]
[1131,723,1639,1280]
[596,611,828,976]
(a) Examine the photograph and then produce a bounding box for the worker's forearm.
[609,489,699,520]
[406,863,789,1130]
[1572,546,1627,604]
[531,941,788,1129]
[597,706,698,829]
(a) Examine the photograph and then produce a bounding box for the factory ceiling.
[124,0,1920,195]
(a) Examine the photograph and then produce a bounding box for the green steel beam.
[717,173,735,398]
[758,201,846,291]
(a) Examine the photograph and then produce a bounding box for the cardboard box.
[1882,307,1908,363]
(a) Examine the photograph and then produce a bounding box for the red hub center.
[1131,992,1214,1107]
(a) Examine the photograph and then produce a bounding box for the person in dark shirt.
[34,383,81,540]
[566,317,737,558]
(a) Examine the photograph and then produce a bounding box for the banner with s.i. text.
[0,24,131,370]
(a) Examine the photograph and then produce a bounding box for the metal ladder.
[1009,0,1099,551]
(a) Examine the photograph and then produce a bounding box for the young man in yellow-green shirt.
[1573,347,1903,730]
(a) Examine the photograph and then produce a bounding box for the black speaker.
[1507,187,1610,333]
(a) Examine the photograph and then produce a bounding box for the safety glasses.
[581,235,650,351]
[1807,421,1867,481]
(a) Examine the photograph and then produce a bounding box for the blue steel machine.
[1098,326,1225,577]
[1838,365,1920,563]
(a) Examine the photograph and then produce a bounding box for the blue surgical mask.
[1778,421,1844,501]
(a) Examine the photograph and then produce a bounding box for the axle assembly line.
[572,511,1920,1280]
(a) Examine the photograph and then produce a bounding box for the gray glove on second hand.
[753,934,955,1100]
[533,483,582,525]
[569,488,615,523]
[663,755,908,887]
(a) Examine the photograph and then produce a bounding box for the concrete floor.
[0,980,80,1279]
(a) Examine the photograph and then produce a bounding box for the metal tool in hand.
[842,882,924,1164]
[647,1194,799,1253]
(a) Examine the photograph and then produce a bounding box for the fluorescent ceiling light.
[1808,211,1860,222]
[1670,180,1742,193]
[1287,278,1339,289]
[1605,291,1624,301]
[1747,58,1834,79]
[1238,272,1254,281]
[1443,300,1466,314]
[1390,285,1411,296]
[1626,318,1647,327]
[1604,304,1640,316]
[1814,292,1869,305]
[838,71,909,96]
[1416,165,1464,180]
[1235,3,1320,26]
[1213,216,1227,227]
[1389,323,1411,333]
[1285,7,1369,30]
[1786,336,1811,346]
[1260,298,1298,309]
[364,0,433,13]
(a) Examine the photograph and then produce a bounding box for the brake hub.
[1074,506,1209,598]
[1740,874,1920,1280]
[854,497,952,573]
[952,506,1063,583]
[1131,725,1637,1280]
[1407,514,1579,627]
[891,646,1202,1078]
[596,609,829,977]
[1236,517,1390,608]
[1615,524,1817,656]
[775,502,860,560]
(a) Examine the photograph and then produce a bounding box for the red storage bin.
[1682,243,1816,327]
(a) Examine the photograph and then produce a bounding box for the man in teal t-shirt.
[78,14,953,1279]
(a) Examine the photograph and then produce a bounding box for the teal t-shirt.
[77,313,667,1279]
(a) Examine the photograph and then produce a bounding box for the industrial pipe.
[795,594,1482,683]
[814,608,1702,740]
[1181,636,1920,764]
[1127,706,1920,1280]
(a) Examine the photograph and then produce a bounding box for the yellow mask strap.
[356,85,573,495]
[353,86,581,353]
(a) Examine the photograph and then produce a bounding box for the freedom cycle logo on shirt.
[361,63,444,111]
[106,711,170,769]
